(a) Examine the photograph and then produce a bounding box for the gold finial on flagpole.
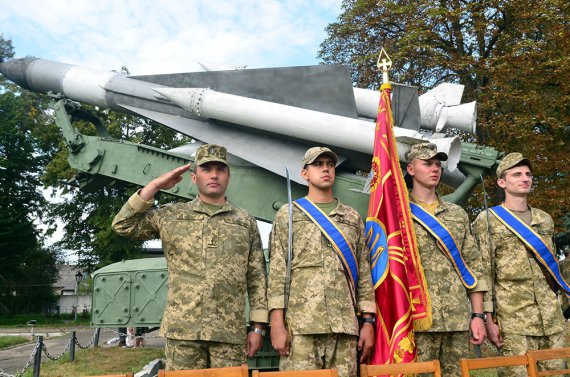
[377,47,392,84]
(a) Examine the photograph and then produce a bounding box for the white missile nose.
[153,87,208,116]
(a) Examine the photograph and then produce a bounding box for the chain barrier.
[41,336,72,361]
[75,328,98,349]
[0,339,40,377]
[0,327,160,377]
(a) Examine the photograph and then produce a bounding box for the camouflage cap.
[496,152,532,178]
[302,146,338,168]
[195,144,229,166]
[405,142,448,163]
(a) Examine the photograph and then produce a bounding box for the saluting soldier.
[473,153,569,377]
[268,147,376,377]
[406,143,489,376]
[112,144,268,370]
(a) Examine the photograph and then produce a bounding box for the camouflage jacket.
[473,207,564,336]
[112,192,268,344]
[268,199,376,336]
[412,198,489,332]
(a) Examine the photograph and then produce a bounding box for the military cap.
[302,146,338,167]
[496,152,532,178]
[405,142,448,163]
[195,144,229,166]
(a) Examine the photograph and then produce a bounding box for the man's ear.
[406,163,414,176]
[497,177,506,189]
[191,172,197,184]
[300,168,309,181]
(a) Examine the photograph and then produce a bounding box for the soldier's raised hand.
[139,164,191,201]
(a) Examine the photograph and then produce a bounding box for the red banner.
[365,83,431,368]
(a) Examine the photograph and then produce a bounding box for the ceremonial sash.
[293,197,358,294]
[490,205,570,294]
[410,203,478,289]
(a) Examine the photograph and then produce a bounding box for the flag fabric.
[365,82,431,367]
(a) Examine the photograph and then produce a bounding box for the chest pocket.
[535,225,553,246]
[292,219,324,268]
[494,229,533,280]
[162,216,205,269]
[222,219,250,255]
[438,215,465,242]
[334,218,359,249]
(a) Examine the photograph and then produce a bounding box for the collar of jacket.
[189,196,234,216]
[326,197,348,217]
[409,193,450,216]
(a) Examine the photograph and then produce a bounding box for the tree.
[319,0,570,230]
[0,36,59,314]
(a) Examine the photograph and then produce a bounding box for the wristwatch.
[361,316,376,325]
[471,312,487,323]
[251,327,266,336]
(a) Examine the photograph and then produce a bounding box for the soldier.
[406,143,488,376]
[473,153,568,377]
[112,144,268,370]
[268,147,376,377]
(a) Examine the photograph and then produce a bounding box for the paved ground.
[0,326,164,376]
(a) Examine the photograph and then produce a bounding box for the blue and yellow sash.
[410,203,478,289]
[294,197,358,293]
[490,205,570,294]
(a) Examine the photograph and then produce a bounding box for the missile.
[153,86,460,170]
[197,62,474,135]
[0,57,462,184]
[353,84,477,134]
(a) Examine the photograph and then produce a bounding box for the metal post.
[94,327,101,347]
[70,331,76,362]
[74,271,83,322]
[74,287,79,322]
[33,336,42,377]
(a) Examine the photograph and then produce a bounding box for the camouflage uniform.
[112,188,268,369]
[412,197,489,377]
[473,207,565,377]
[559,258,570,316]
[268,199,376,377]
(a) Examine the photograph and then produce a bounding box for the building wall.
[57,295,91,314]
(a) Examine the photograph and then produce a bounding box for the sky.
[2,0,343,75]
[2,0,345,256]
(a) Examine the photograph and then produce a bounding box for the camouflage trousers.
[165,338,246,371]
[497,332,565,377]
[416,331,470,377]
[280,333,357,377]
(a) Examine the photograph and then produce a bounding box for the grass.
[0,314,91,327]
[0,335,31,349]
[21,346,164,377]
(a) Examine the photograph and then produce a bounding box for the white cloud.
[2,0,343,74]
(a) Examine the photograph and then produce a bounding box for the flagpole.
[367,48,431,369]
[377,47,392,84]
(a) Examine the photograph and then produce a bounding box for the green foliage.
[0,42,59,314]
[0,33,15,63]
[0,313,81,326]
[319,0,570,234]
